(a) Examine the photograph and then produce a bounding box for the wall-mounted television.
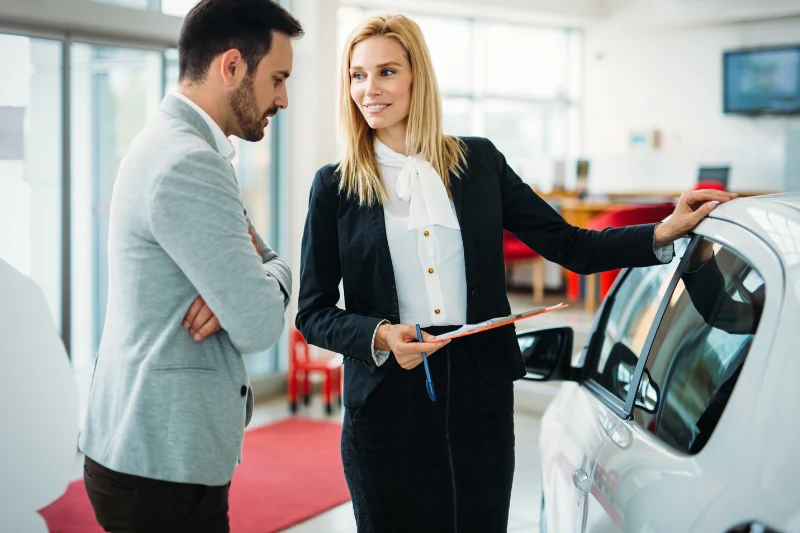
[724,45,800,115]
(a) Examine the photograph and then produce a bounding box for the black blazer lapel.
[367,203,400,319]
[451,172,464,225]
[451,173,478,321]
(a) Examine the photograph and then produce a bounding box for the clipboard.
[433,303,569,341]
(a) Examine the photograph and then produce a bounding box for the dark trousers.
[341,331,516,533]
[83,456,230,533]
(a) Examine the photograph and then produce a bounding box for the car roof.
[709,192,800,220]
[707,193,800,245]
[768,193,800,213]
[704,191,799,283]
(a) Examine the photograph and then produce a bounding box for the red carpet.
[39,418,351,532]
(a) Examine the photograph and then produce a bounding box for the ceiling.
[344,0,800,28]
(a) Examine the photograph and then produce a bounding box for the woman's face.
[349,36,412,133]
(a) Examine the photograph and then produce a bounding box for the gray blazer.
[79,95,291,486]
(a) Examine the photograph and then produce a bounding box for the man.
[79,1,303,531]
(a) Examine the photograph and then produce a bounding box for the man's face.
[230,31,293,142]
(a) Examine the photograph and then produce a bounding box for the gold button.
[428,268,434,274]
[435,309,441,314]
[424,231,430,237]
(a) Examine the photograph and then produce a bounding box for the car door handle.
[572,466,590,495]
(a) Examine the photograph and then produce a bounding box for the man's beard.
[230,75,276,142]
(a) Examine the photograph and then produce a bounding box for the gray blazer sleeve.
[149,149,286,355]
[246,217,292,308]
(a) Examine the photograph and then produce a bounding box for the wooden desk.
[557,198,618,229]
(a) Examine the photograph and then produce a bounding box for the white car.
[519,193,800,533]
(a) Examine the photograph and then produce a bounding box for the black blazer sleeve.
[295,168,383,372]
[485,139,664,274]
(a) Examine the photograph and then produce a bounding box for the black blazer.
[296,137,664,409]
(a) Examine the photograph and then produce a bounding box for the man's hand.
[654,189,738,247]
[375,324,449,370]
[183,296,220,342]
[183,227,260,342]
[249,226,262,256]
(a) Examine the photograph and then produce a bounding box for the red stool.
[287,328,342,415]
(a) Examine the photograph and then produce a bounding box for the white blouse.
[370,139,468,365]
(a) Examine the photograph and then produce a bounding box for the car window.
[632,238,765,454]
[590,238,689,403]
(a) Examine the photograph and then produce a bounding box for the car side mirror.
[634,368,660,414]
[518,327,574,382]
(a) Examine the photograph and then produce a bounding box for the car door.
[540,238,690,533]
[585,220,783,533]
[540,380,624,533]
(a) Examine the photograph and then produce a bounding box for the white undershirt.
[377,139,468,327]
[369,140,469,365]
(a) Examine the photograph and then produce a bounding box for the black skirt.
[341,327,515,533]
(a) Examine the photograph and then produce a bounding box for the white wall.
[583,17,800,193]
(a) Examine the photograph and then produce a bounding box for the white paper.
[434,303,565,341]
[0,106,25,161]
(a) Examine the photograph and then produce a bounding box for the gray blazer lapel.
[160,94,217,150]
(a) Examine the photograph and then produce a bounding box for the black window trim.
[584,380,629,419]
[579,267,634,418]
[623,234,702,414]
[580,234,702,416]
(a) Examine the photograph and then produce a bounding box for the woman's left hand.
[654,189,738,247]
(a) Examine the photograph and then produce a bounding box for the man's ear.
[218,49,247,87]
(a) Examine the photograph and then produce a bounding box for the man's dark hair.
[178,0,303,83]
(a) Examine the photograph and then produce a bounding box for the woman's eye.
[381,69,396,76]
[351,72,365,80]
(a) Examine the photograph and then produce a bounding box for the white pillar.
[286,0,340,321]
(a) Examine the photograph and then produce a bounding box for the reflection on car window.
[633,239,765,454]
[591,238,689,402]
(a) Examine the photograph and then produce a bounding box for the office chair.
[287,327,342,415]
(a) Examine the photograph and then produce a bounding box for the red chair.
[503,230,544,302]
[287,327,342,415]
[696,165,729,191]
[567,202,676,312]
[695,180,727,191]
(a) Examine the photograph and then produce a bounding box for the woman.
[296,14,735,533]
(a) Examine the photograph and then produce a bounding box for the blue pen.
[415,324,436,402]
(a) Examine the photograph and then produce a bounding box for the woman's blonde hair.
[338,14,466,206]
